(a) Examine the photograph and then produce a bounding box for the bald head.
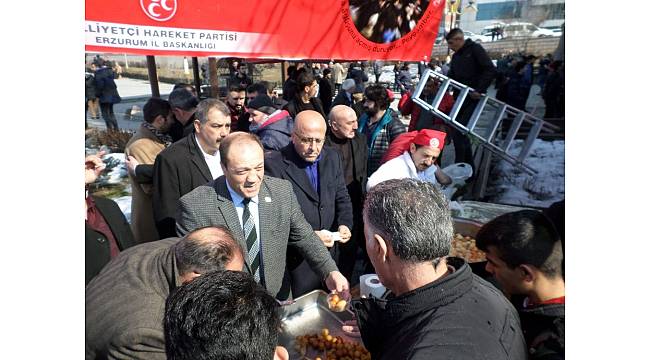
[174,226,245,284]
[329,105,358,139]
[292,110,327,162]
[219,132,263,167]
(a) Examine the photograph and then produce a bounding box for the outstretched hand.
[85,151,106,185]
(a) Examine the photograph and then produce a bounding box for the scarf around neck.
[142,122,173,147]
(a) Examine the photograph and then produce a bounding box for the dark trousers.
[100,102,119,130]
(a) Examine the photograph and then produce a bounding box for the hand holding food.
[327,292,348,312]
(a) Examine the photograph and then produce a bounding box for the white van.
[500,22,555,38]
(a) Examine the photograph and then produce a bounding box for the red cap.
[412,129,446,151]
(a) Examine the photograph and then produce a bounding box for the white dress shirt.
[195,135,224,179]
[225,180,261,246]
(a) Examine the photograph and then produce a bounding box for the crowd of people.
[85,28,564,360]
[350,0,430,44]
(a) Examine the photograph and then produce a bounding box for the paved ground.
[86,77,175,131]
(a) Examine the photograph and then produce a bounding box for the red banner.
[85,0,444,61]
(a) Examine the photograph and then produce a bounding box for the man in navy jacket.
[265,110,353,297]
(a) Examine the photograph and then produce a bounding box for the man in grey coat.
[176,132,350,300]
[85,226,244,360]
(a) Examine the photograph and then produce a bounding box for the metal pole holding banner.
[192,57,202,98]
[146,55,160,98]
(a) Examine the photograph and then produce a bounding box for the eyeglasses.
[296,135,324,145]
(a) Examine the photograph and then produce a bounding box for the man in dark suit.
[325,105,371,276]
[168,87,199,142]
[152,99,231,239]
[265,110,353,296]
[85,151,136,285]
[85,226,244,360]
[176,132,350,300]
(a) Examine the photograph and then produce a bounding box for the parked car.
[542,26,563,37]
[464,30,492,43]
[480,22,506,37]
[501,22,555,38]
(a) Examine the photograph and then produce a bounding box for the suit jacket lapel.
[212,178,252,274]
[257,180,276,286]
[188,134,213,182]
[282,147,319,201]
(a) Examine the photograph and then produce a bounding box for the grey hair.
[173,226,242,276]
[195,98,230,125]
[364,178,453,262]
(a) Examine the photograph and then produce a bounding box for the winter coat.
[353,257,528,360]
[358,108,407,176]
[347,67,368,90]
[85,73,97,100]
[448,39,497,93]
[397,69,413,90]
[506,70,532,111]
[125,126,168,244]
[252,110,294,151]
[283,97,327,121]
[85,196,136,285]
[94,67,121,104]
[518,302,565,360]
[318,77,334,115]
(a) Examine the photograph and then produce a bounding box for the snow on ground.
[486,139,565,208]
[113,196,132,223]
[102,153,127,185]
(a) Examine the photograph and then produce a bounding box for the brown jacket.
[85,238,181,360]
[125,126,166,243]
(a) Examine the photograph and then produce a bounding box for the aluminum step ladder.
[411,69,560,175]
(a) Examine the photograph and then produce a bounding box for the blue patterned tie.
[242,198,260,282]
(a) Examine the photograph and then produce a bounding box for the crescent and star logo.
[140,0,177,22]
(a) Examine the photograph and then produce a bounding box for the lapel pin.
[264,197,272,203]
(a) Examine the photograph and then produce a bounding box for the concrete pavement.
[86,77,175,131]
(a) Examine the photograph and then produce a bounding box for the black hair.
[228,84,246,93]
[475,210,564,278]
[296,69,314,95]
[164,270,280,360]
[143,97,171,124]
[445,28,464,40]
[247,82,268,96]
[173,83,193,91]
[364,84,391,110]
[287,65,297,78]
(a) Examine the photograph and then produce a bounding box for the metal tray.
[278,290,358,359]
[453,217,484,238]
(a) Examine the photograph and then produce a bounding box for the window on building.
[476,1,524,21]
[546,3,565,20]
